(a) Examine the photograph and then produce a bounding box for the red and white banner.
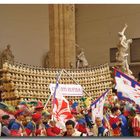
[52,83,74,123]
[49,84,83,96]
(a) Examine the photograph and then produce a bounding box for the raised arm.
[119,24,128,36]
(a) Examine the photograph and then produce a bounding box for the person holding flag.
[51,70,74,132]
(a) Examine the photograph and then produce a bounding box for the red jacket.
[109,115,121,136]
[76,124,87,133]
[46,126,61,136]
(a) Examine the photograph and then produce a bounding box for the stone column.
[49,4,76,68]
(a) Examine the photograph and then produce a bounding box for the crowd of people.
[0,94,140,137]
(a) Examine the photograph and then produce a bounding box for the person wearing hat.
[0,115,11,136]
[42,111,51,129]
[10,110,26,136]
[25,118,36,136]
[34,101,44,114]
[32,113,46,136]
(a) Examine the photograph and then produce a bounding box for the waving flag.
[114,68,140,106]
[52,84,74,122]
[53,97,73,121]
[91,89,109,123]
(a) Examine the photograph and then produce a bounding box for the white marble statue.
[116,24,133,75]
[76,44,88,68]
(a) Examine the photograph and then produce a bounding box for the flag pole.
[43,92,52,109]
[44,69,64,109]
[63,69,90,97]
[52,69,64,108]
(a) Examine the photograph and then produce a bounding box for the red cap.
[14,110,24,117]
[32,113,42,121]
[35,101,44,110]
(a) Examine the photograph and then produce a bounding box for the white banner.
[49,84,83,96]
[115,76,140,105]
[91,90,109,123]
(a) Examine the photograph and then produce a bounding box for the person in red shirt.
[34,101,44,114]
[132,110,140,136]
[31,113,46,136]
[109,107,122,136]
[46,120,61,136]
